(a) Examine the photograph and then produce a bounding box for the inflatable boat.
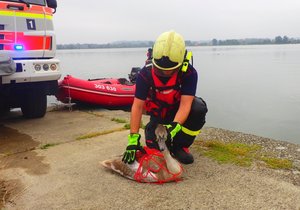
[56,75,136,107]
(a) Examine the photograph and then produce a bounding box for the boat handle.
[7,4,24,10]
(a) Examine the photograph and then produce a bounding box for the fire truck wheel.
[21,90,47,118]
[0,101,10,116]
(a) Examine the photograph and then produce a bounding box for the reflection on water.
[55,45,300,144]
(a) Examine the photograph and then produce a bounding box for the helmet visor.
[152,56,181,71]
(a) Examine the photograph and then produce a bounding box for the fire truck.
[0,0,60,118]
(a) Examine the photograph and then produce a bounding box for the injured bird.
[101,124,183,183]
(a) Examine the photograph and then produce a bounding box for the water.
[52,45,300,144]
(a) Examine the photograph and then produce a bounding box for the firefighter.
[122,31,208,164]
[145,48,153,65]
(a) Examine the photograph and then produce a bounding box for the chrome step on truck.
[0,0,61,118]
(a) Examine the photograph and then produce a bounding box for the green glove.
[164,122,182,140]
[122,133,143,164]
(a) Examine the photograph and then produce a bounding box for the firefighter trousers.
[145,97,208,150]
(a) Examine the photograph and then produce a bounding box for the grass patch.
[86,111,104,117]
[124,121,145,130]
[40,143,58,150]
[111,118,127,123]
[260,157,293,169]
[196,140,260,167]
[194,140,293,169]
[76,127,126,140]
[124,123,130,129]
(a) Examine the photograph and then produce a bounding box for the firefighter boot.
[172,147,194,164]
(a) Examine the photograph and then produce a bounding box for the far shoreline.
[56,42,300,50]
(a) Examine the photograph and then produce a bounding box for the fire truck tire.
[21,90,47,118]
[0,101,10,116]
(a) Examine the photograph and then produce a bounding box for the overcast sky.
[54,0,300,44]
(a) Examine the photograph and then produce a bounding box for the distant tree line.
[57,36,300,50]
[211,36,300,46]
[57,41,154,50]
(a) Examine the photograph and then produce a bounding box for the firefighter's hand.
[122,133,144,164]
[164,122,182,140]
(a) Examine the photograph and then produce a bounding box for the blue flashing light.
[14,44,24,50]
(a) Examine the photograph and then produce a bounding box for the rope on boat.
[66,76,75,111]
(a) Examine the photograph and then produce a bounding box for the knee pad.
[183,97,208,131]
[191,97,208,118]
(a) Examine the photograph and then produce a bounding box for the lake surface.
[52,45,300,144]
